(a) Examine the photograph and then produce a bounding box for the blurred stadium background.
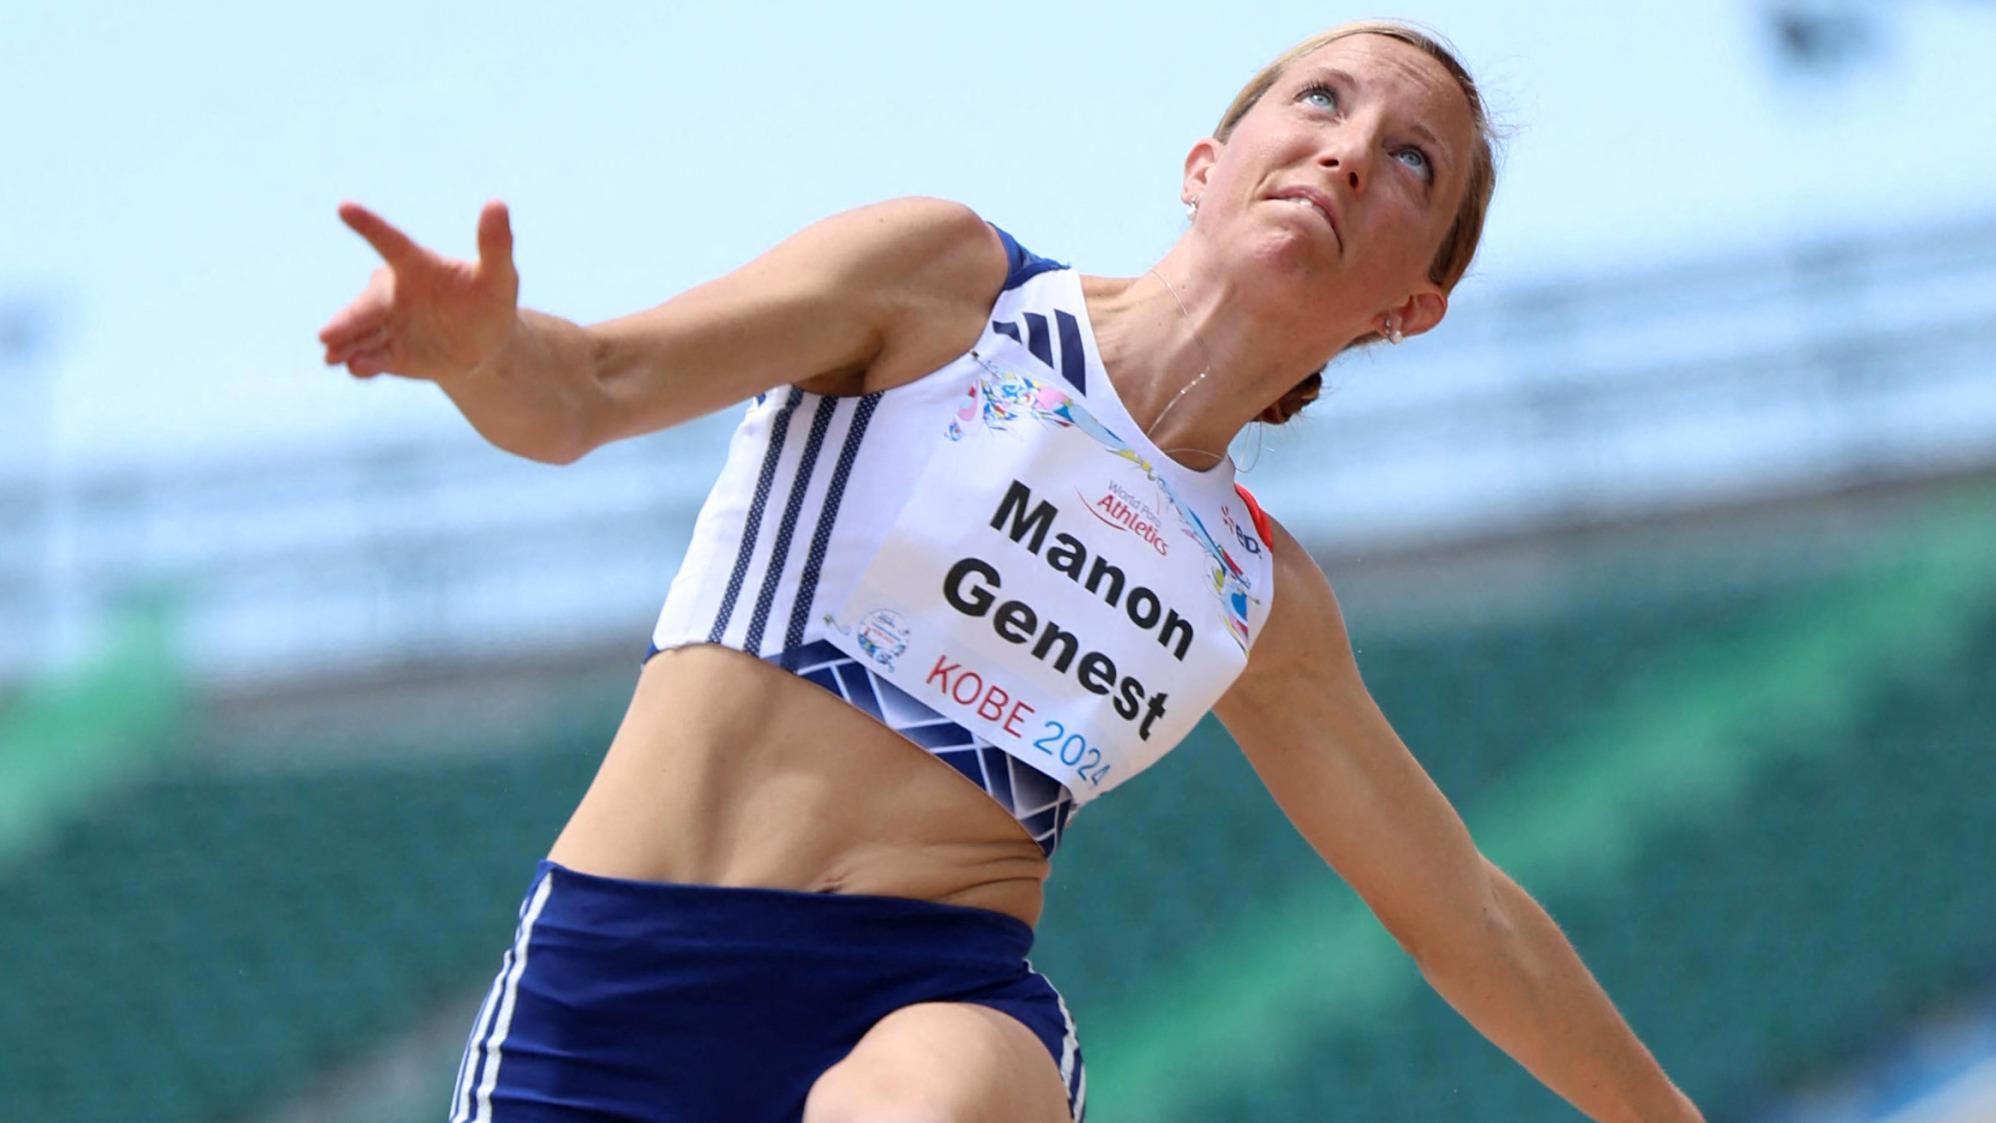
[4,2,1994,1121]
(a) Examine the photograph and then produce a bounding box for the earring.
[1185,198,1199,219]
[1385,318,1404,345]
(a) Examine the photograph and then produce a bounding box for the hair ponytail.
[1257,369,1324,425]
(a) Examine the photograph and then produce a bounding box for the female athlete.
[318,21,1704,1123]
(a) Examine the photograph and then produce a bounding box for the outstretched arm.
[317,197,1004,463]
[1214,515,1702,1123]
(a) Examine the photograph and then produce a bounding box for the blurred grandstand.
[2,215,1993,1122]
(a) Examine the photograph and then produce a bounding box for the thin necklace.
[1143,269,1227,466]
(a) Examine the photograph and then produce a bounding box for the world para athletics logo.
[1079,481,1170,556]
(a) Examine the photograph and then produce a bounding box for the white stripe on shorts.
[469,873,556,1123]
[1032,960,1085,1122]
[449,969,506,1122]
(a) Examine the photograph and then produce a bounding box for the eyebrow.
[1298,65,1452,176]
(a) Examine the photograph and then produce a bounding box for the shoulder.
[1215,511,1378,764]
[807,198,1013,393]
[1229,511,1360,701]
[803,197,1010,307]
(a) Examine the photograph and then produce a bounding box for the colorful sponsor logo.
[854,609,910,670]
[1079,481,1170,556]
[1222,504,1264,557]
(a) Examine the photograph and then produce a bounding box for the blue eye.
[1396,147,1432,178]
[1300,83,1338,111]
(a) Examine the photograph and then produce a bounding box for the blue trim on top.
[766,640,1075,858]
[990,224,1067,291]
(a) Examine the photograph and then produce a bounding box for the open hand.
[317,200,520,380]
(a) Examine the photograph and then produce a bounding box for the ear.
[1181,137,1222,207]
[1381,284,1449,340]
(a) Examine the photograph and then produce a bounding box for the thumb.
[476,200,514,275]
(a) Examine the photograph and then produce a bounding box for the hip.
[449,860,1084,1123]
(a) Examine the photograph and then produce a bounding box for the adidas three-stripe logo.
[991,309,1087,394]
[706,389,884,666]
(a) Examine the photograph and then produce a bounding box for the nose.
[1319,151,1367,194]
[1318,132,1374,194]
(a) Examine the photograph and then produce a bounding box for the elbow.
[1398,857,1521,973]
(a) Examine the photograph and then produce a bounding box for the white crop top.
[648,229,1276,855]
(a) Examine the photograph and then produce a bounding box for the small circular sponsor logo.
[855,609,911,669]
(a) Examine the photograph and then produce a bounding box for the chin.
[1235,230,1338,291]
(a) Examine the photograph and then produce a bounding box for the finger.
[476,199,514,274]
[318,308,388,353]
[317,270,395,345]
[325,324,390,365]
[346,347,395,379]
[319,303,384,347]
[338,201,425,267]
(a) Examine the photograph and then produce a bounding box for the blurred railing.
[1,217,1992,692]
[1244,215,1996,541]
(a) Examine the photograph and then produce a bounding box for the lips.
[1270,187,1342,251]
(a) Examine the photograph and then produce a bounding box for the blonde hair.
[1220,22,1500,424]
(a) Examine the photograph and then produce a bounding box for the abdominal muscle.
[546,644,1054,927]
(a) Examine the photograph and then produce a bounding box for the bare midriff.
[546,645,1054,927]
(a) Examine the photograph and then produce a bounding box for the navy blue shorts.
[448,862,1085,1122]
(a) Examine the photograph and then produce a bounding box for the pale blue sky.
[2,0,1993,471]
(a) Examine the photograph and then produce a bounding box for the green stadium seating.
[1140,606,1996,1122]
[0,724,607,1123]
[4,518,1990,1123]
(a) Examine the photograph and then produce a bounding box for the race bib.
[824,357,1267,803]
